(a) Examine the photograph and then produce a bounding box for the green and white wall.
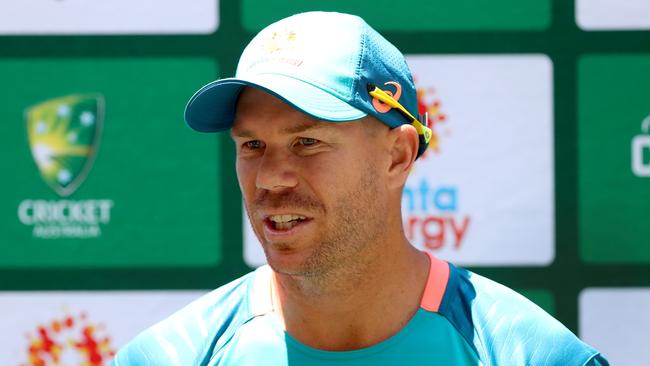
[0,1,648,365]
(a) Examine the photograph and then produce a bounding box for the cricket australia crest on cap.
[262,29,299,55]
[25,94,104,197]
[246,28,305,70]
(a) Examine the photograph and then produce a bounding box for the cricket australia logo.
[25,94,104,197]
[19,94,114,239]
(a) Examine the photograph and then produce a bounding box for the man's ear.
[386,124,419,189]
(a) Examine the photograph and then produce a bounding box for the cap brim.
[184,73,368,132]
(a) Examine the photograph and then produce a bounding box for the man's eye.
[297,138,318,146]
[244,140,262,150]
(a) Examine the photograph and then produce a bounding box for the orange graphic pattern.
[23,312,115,366]
[416,85,448,159]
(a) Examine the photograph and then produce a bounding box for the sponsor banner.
[241,0,550,32]
[579,288,650,365]
[0,290,206,365]
[578,55,650,263]
[0,0,218,35]
[576,0,650,30]
[244,55,554,267]
[0,58,222,268]
[404,55,553,265]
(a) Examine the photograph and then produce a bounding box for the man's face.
[232,88,390,277]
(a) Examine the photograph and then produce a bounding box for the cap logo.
[371,81,402,113]
[264,29,298,54]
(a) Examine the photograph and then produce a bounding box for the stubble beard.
[246,165,388,288]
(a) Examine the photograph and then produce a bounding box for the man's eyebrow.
[230,128,255,138]
[281,121,332,134]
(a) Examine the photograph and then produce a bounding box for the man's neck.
[271,241,430,351]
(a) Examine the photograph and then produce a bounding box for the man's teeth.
[269,215,306,223]
[268,215,306,230]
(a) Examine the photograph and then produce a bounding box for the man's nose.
[255,148,299,191]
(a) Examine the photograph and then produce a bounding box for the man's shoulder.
[112,266,272,366]
[438,263,608,365]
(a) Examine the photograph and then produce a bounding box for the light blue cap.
[184,11,420,138]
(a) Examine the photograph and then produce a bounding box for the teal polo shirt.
[112,253,608,365]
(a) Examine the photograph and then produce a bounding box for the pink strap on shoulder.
[420,252,450,312]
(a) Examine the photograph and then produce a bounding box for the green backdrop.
[0,0,648,337]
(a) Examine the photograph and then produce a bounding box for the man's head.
[184,12,427,276]
[232,87,418,276]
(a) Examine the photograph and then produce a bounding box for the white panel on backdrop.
[244,202,267,267]
[0,291,205,364]
[576,0,650,30]
[243,55,554,268]
[403,55,554,266]
[580,288,650,365]
[0,0,218,34]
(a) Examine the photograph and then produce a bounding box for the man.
[113,12,608,365]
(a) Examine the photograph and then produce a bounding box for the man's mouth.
[266,214,308,231]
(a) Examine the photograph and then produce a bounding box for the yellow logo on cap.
[264,29,297,54]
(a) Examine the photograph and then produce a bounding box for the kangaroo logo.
[371,81,402,113]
